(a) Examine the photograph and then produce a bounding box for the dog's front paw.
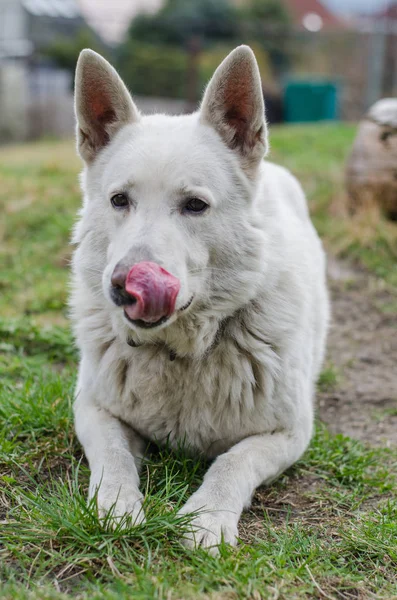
[90,480,145,529]
[178,493,239,555]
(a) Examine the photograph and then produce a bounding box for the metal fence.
[0,24,396,142]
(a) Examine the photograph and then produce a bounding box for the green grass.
[270,123,397,288]
[1,353,396,598]
[316,362,340,392]
[1,128,396,599]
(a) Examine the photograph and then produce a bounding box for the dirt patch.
[240,472,336,540]
[318,257,397,447]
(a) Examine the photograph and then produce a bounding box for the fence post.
[185,36,201,113]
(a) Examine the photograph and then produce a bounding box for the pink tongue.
[124,262,180,323]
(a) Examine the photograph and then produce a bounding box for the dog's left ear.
[200,45,268,167]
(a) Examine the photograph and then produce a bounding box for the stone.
[345,98,397,219]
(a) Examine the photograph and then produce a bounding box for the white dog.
[71,46,329,552]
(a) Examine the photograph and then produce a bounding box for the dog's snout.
[110,261,181,324]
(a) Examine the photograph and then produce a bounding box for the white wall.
[0,61,29,141]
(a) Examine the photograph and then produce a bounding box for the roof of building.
[283,0,346,30]
[22,0,81,19]
[376,1,397,20]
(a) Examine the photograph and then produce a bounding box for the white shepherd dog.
[71,46,329,553]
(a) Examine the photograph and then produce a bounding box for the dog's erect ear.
[200,45,268,165]
[74,49,140,162]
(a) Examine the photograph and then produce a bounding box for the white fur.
[71,46,329,552]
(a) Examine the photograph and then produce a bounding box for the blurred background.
[0,0,396,142]
[0,8,396,551]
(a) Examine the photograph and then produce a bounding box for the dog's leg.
[74,391,145,527]
[179,423,312,554]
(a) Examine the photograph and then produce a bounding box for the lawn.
[0,125,396,599]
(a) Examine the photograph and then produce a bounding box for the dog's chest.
[96,338,277,457]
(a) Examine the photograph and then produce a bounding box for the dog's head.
[73,46,269,354]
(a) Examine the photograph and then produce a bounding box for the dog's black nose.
[110,263,135,307]
[111,263,128,289]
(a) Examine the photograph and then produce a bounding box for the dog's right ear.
[74,49,140,163]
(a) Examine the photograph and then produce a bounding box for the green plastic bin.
[284,80,339,123]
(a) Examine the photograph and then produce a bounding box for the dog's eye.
[111,193,129,209]
[183,198,208,214]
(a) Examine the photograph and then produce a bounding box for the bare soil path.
[319,257,397,447]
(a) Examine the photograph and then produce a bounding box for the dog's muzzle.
[110,261,181,327]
